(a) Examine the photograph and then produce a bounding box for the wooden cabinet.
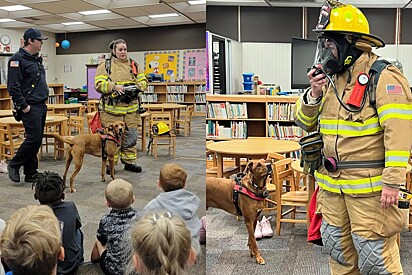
[206,94,303,140]
[144,81,206,116]
[0,83,65,109]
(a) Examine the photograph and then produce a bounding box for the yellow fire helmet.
[152,122,170,135]
[314,0,385,48]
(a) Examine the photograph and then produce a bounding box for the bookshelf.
[144,81,206,116]
[0,83,64,109]
[206,94,303,140]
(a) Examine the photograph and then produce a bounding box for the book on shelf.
[268,103,296,120]
[268,123,305,140]
[195,94,206,103]
[167,85,188,93]
[196,105,206,112]
[207,102,248,119]
[167,94,185,103]
[206,120,247,139]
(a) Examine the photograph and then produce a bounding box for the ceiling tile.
[111,7,147,17]
[136,4,175,14]
[170,2,205,12]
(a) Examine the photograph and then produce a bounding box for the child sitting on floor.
[33,171,84,275]
[143,163,202,256]
[91,179,140,275]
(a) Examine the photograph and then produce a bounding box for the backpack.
[367,59,392,109]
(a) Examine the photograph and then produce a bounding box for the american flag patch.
[10,61,19,67]
[386,84,403,95]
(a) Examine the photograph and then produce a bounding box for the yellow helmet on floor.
[314,0,385,48]
[152,122,170,135]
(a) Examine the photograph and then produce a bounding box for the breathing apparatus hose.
[313,66,367,113]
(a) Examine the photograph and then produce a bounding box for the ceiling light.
[0,18,16,22]
[62,22,85,25]
[79,9,111,15]
[148,13,179,19]
[188,0,206,5]
[0,5,31,11]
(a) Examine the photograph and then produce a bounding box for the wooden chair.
[69,116,85,136]
[175,105,194,137]
[206,140,238,178]
[149,112,176,159]
[262,152,286,215]
[273,158,309,235]
[0,124,24,160]
[87,100,99,113]
[41,112,65,158]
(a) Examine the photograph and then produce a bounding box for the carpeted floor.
[0,116,206,275]
[206,208,412,275]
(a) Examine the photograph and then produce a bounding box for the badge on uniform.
[10,61,19,67]
[386,84,403,95]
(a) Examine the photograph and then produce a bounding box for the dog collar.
[234,174,268,200]
[101,134,120,144]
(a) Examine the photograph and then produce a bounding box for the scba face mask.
[313,36,340,76]
[314,34,363,76]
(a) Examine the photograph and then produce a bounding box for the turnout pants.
[317,189,407,275]
[10,103,47,175]
[101,111,141,165]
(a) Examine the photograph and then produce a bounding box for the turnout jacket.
[7,47,48,110]
[295,52,412,195]
[94,57,148,115]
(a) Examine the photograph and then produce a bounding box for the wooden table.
[0,110,12,118]
[0,116,68,159]
[206,138,301,178]
[141,103,186,123]
[47,103,83,117]
[86,111,151,152]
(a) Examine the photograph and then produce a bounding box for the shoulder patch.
[386,84,403,95]
[10,61,19,67]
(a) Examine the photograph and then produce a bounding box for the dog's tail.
[45,133,75,145]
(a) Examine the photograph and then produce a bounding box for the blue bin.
[242,73,254,82]
[243,82,254,90]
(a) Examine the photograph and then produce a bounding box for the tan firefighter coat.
[295,51,412,195]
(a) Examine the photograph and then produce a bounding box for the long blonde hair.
[131,211,192,275]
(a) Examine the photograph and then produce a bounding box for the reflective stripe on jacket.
[94,57,148,115]
[295,52,412,194]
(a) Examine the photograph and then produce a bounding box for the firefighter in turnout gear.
[295,1,412,274]
[95,39,148,173]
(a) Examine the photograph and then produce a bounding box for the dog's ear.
[124,122,128,131]
[244,161,254,174]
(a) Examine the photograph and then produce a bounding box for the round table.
[0,110,12,118]
[0,116,68,159]
[206,138,300,178]
[47,103,83,117]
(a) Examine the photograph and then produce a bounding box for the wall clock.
[0,35,11,45]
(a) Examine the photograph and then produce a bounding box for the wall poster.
[144,51,179,82]
[183,49,206,81]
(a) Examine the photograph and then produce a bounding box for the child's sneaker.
[254,220,263,240]
[0,160,8,174]
[260,216,274,238]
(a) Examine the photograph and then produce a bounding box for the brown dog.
[47,121,125,192]
[206,159,272,265]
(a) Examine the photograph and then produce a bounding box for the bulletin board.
[183,49,206,81]
[144,51,179,81]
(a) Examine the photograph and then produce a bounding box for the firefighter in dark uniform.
[7,28,49,183]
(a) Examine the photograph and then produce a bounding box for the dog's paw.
[70,188,77,193]
[256,257,265,265]
[101,177,106,182]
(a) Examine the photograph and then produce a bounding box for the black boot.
[124,163,142,173]
[8,164,20,183]
[106,166,116,175]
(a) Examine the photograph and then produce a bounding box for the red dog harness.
[232,173,268,216]
[100,134,120,159]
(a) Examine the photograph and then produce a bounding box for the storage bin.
[242,73,254,82]
[243,82,254,91]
